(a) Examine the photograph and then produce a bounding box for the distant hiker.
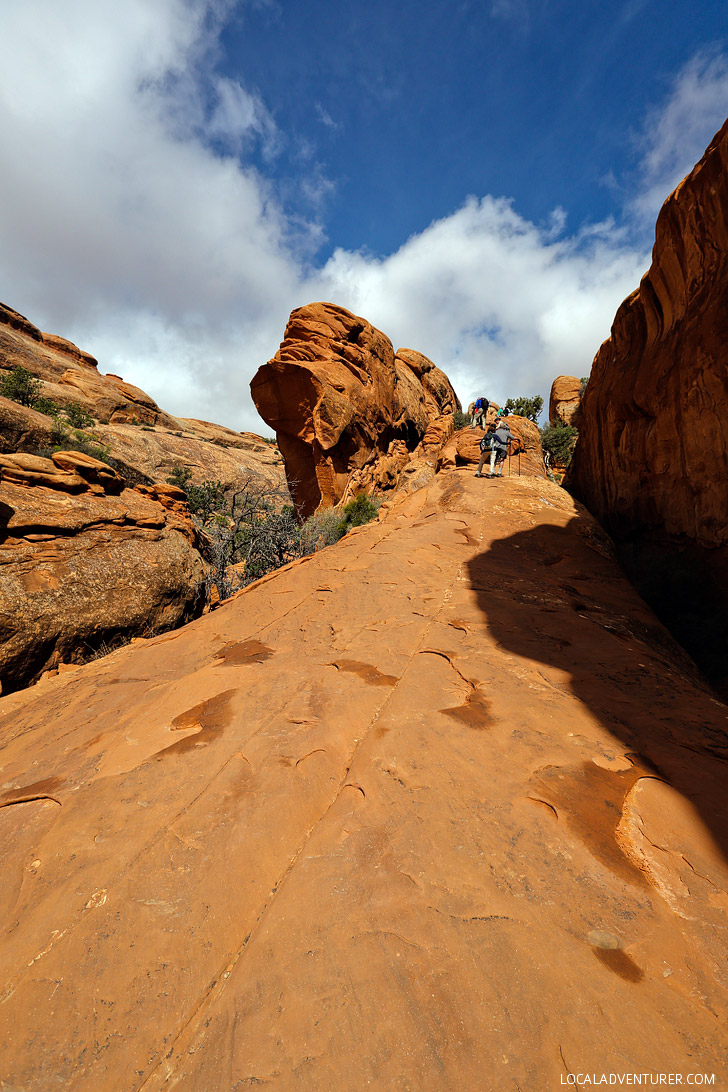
[470,396,489,429]
[475,420,514,478]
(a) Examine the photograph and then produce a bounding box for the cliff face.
[567,118,728,692]
[1,466,727,1088]
[0,302,285,493]
[250,302,460,517]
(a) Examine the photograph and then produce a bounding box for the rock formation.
[437,414,546,476]
[549,374,583,426]
[250,302,460,517]
[0,302,285,494]
[1,465,727,1088]
[567,117,728,693]
[0,451,207,693]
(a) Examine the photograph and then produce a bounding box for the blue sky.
[0,0,726,430]
[220,0,726,255]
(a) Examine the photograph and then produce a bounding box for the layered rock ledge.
[0,451,207,692]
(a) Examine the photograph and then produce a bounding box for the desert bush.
[33,395,61,416]
[503,395,544,422]
[540,424,578,467]
[1,365,42,407]
[453,409,470,430]
[337,493,379,535]
[299,507,345,554]
[63,401,94,428]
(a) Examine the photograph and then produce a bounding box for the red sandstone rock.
[549,374,583,426]
[569,118,728,549]
[250,302,460,517]
[0,468,726,1087]
[0,452,207,692]
[438,414,546,476]
[0,303,286,495]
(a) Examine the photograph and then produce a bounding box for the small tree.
[453,409,470,431]
[63,401,94,428]
[503,395,544,423]
[1,366,42,407]
[540,424,578,467]
[337,493,379,535]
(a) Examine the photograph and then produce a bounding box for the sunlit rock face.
[1,468,727,1088]
[549,374,583,427]
[567,117,728,693]
[250,301,460,518]
[0,451,207,693]
[0,300,286,493]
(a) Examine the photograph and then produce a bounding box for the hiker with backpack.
[475,419,515,478]
[470,396,489,429]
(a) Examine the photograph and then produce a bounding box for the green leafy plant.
[299,507,346,554]
[63,401,94,428]
[166,464,193,490]
[33,395,61,417]
[580,376,589,393]
[1,365,42,407]
[503,395,544,422]
[336,493,379,535]
[540,424,578,467]
[453,409,470,431]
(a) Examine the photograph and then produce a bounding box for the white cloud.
[312,198,646,409]
[630,51,728,222]
[0,1,722,435]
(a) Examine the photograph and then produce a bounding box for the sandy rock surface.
[250,302,460,517]
[1,467,726,1089]
[0,452,207,692]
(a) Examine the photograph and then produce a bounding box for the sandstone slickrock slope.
[567,117,728,692]
[1,466,727,1089]
[0,302,284,493]
[250,302,460,517]
[0,452,207,693]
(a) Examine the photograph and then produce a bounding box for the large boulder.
[250,302,460,517]
[1,468,727,1087]
[0,451,208,693]
[567,117,728,692]
[549,375,583,426]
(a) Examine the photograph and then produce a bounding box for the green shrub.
[300,507,345,554]
[33,395,61,417]
[540,424,578,467]
[337,493,379,535]
[453,409,470,431]
[186,480,226,523]
[1,365,42,407]
[580,376,589,393]
[63,401,94,428]
[45,416,111,463]
[503,395,544,422]
[166,464,193,490]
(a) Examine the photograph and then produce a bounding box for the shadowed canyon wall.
[568,117,728,694]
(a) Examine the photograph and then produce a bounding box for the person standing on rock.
[470,396,489,428]
[475,420,514,478]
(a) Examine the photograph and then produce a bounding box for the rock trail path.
[1,470,727,1090]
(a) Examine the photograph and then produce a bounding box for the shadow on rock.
[466,515,728,875]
